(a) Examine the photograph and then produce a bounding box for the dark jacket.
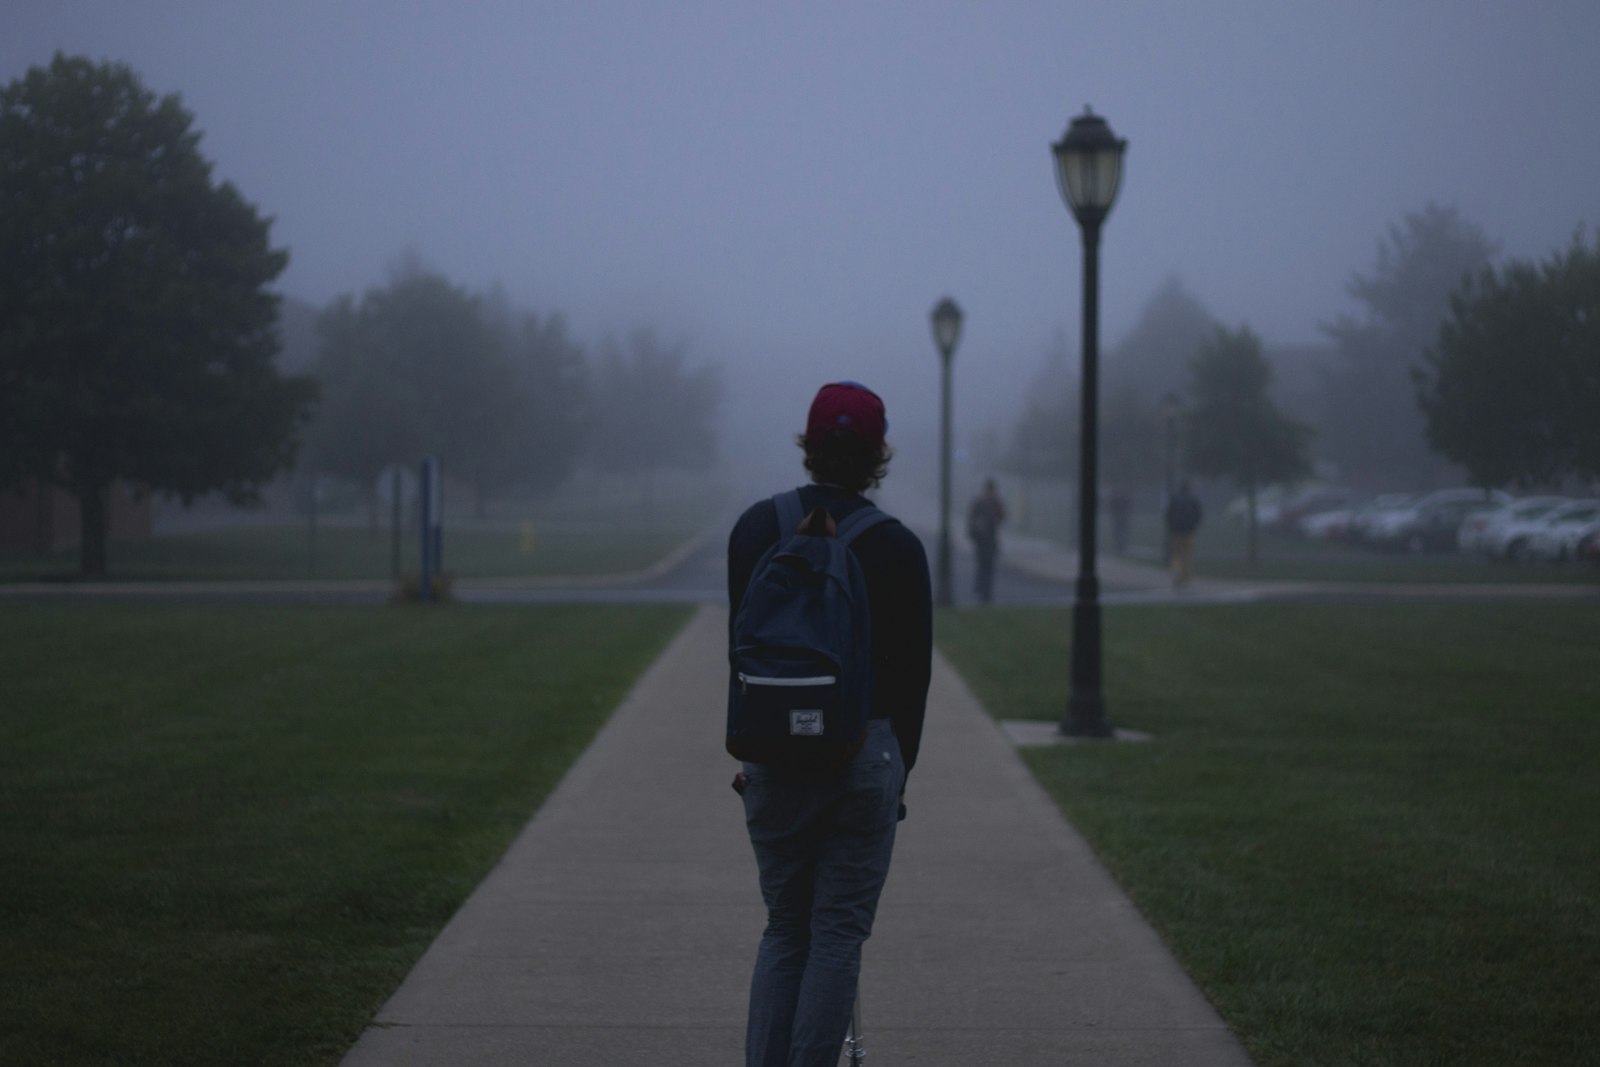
[1165,492,1203,535]
[727,484,932,776]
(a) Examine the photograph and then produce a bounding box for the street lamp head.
[1052,106,1127,225]
[930,296,963,359]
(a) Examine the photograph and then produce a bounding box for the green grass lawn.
[937,603,1600,1066]
[2,473,729,582]
[0,603,691,1066]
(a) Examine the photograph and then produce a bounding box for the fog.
[6,1,1598,499]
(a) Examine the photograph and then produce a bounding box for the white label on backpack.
[790,710,824,736]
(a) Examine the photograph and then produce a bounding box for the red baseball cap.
[805,381,887,445]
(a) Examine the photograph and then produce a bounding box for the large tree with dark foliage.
[0,54,314,575]
[1415,232,1600,488]
[1184,325,1313,563]
[1318,204,1497,487]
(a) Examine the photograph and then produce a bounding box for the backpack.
[726,490,892,776]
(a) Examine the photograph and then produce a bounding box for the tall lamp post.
[1052,107,1127,738]
[931,297,963,608]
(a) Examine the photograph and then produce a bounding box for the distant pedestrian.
[1109,487,1132,556]
[1164,480,1203,587]
[966,478,1006,603]
[726,381,932,1067]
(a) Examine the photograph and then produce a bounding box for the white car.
[1298,506,1359,540]
[1527,501,1600,561]
[1469,497,1569,557]
[1364,488,1513,552]
[1456,501,1511,554]
[1346,493,1420,544]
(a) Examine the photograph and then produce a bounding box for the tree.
[482,292,589,498]
[311,270,519,519]
[1318,204,1498,487]
[1415,231,1600,488]
[589,328,720,497]
[0,54,314,575]
[1183,325,1313,563]
[1105,275,1218,398]
[1099,383,1162,494]
[1003,328,1076,480]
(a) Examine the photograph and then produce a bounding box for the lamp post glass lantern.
[931,297,962,608]
[1052,107,1126,738]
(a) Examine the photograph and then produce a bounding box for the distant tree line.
[0,53,721,575]
[997,203,1597,516]
[307,266,721,520]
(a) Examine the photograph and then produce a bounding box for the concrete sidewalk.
[340,604,1253,1066]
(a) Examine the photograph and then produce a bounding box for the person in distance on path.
[726,381,932,1067]
[1164,479,1204,587]
[966,477,1007,603]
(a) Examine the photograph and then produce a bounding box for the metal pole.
[937,351,954,607]
[1064,217,1112,737]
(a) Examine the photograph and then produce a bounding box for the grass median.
[937,602,1599,1066]
[0,602,691,1066]
[0,523,698,583]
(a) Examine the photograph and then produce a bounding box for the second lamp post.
[931,296,962,608]
[1052,106,1127,738]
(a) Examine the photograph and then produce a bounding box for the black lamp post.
[930,296,962,607]
[1052,107,1126,738]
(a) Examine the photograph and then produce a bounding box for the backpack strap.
[772,490,805,537]
[773,489,893,545]
[835,504,893,547]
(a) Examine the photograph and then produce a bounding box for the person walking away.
[1164,480,1203,587]
[726,381,932,1067]
[966,478,1006,603]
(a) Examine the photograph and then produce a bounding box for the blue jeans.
[741,718,904,1067]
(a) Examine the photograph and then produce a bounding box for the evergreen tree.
[1184,325,1313,563]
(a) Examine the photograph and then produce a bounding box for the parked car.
[1298,504,1362,540]
[1271,487,1360,534]
[1526,501,1600,561]
[1345,493,1420,544]
[1474,497,1572,559]
[1365,488,1513,553]
[1456,501,1512,554]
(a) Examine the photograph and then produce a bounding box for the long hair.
[797,429,892,493]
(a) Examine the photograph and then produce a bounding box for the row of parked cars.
[1238,485,1600,562]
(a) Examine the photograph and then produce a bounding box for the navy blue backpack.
[726,490,892,776]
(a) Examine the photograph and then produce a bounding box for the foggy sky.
[5,1,1598,486]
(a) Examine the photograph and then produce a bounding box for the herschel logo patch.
[789,710,824,736]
